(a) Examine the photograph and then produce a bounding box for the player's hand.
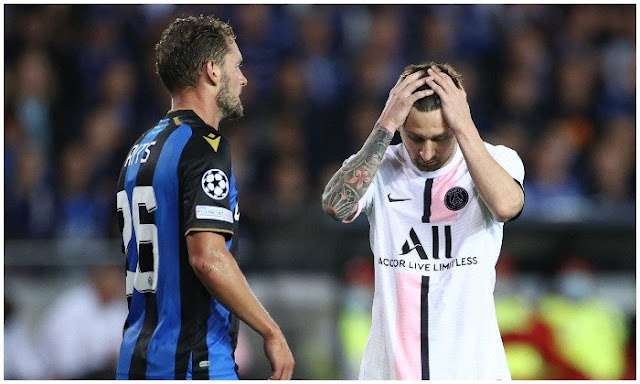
[425,66,475,134]
[376,70,434,132]
[263,330,294,380]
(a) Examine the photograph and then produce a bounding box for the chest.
[379,165,480,226]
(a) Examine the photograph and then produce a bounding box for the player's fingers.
[397,75,430,100]
[426,67,448,93]
[425,76,444,96]
[275,357,292,380]
[282,362,293,380]
[286,354,295,380]
[409,88,435,103]
[397,70,427,92]
[428,66,456,92]
[271,365,283,380]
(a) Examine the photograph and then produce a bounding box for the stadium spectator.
[495,252,587,379]
[4,295,47,379]
[4,5,635,244]
[522,120,588,220]
[337,257,374,379]
[55,141,110,242]
[589,115,635,202]
[37,265,127,379]
[538,255,629,379]
[5,141,56,239]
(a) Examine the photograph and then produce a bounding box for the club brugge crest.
[444,186,468,211]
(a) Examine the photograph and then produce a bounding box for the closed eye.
[432,133,452,142]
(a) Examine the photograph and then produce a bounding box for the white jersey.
[346,142,524,380]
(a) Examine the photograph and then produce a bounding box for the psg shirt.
[345,142,525,380]
[115,110,240,380]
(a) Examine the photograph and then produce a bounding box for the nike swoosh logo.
[388,193,411,203]
[399,244,422,255]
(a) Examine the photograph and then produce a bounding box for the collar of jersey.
[401,142,463,178]
[166,109,218,131]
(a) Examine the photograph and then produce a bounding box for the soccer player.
[115,16,294,380]
[322,62,525,380]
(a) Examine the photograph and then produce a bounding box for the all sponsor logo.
[399,226,453,259]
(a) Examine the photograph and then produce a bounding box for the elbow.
[321,187,359,222]
[189,249,224,277]
[321,193,343,221]
[189,250,209,276]
[493,193,524,222]
[322,200,341,221]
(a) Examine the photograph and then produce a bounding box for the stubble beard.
[413,159,441,172]
[216,73,244,121]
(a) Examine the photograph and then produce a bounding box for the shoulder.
[378,143,406,174]
[484,142,522,162]
[384,143,404,163]
[179,125,231,163]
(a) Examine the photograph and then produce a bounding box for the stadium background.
[3,4,635,379]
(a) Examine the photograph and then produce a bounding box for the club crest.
[444,187,468,211]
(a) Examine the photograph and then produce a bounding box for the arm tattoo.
[322,125,394,221]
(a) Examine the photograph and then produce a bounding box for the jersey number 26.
[117,186,159,296]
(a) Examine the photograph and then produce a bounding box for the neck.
[170,87,221,129]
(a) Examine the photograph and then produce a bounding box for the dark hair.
[400,61,464,113]
[155,15,236,94]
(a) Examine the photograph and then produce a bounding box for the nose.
[419,141,435,161]
[240,72,248,87]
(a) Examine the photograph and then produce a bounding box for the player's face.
[400,108,457,172]
[217,40,247,121]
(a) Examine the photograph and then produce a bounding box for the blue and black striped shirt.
[116,110,240,380]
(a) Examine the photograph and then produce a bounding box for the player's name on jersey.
[124,141,157,167]
[378,256,478,272]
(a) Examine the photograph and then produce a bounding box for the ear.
[203,60,221,87]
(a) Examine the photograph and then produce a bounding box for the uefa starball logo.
[201,169,229,200]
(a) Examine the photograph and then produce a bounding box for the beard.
[412,158,441,172]
[216,72,244,121]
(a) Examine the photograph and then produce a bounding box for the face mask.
[557,272,593,301]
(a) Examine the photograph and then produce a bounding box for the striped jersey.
[346,142,524,380]
[115,110,240,380]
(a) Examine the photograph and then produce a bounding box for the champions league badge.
[202,169,229,200]
[444,187,469,211]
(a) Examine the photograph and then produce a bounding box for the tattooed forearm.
[322,125,394,221]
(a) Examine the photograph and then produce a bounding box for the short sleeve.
[489,145,525,221]
[179,133,235,240]
[490,145,525,186]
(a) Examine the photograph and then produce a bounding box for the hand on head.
[376,70,434,132]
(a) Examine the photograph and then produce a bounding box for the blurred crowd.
[5,4,635,245]
[3,4,636,380]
